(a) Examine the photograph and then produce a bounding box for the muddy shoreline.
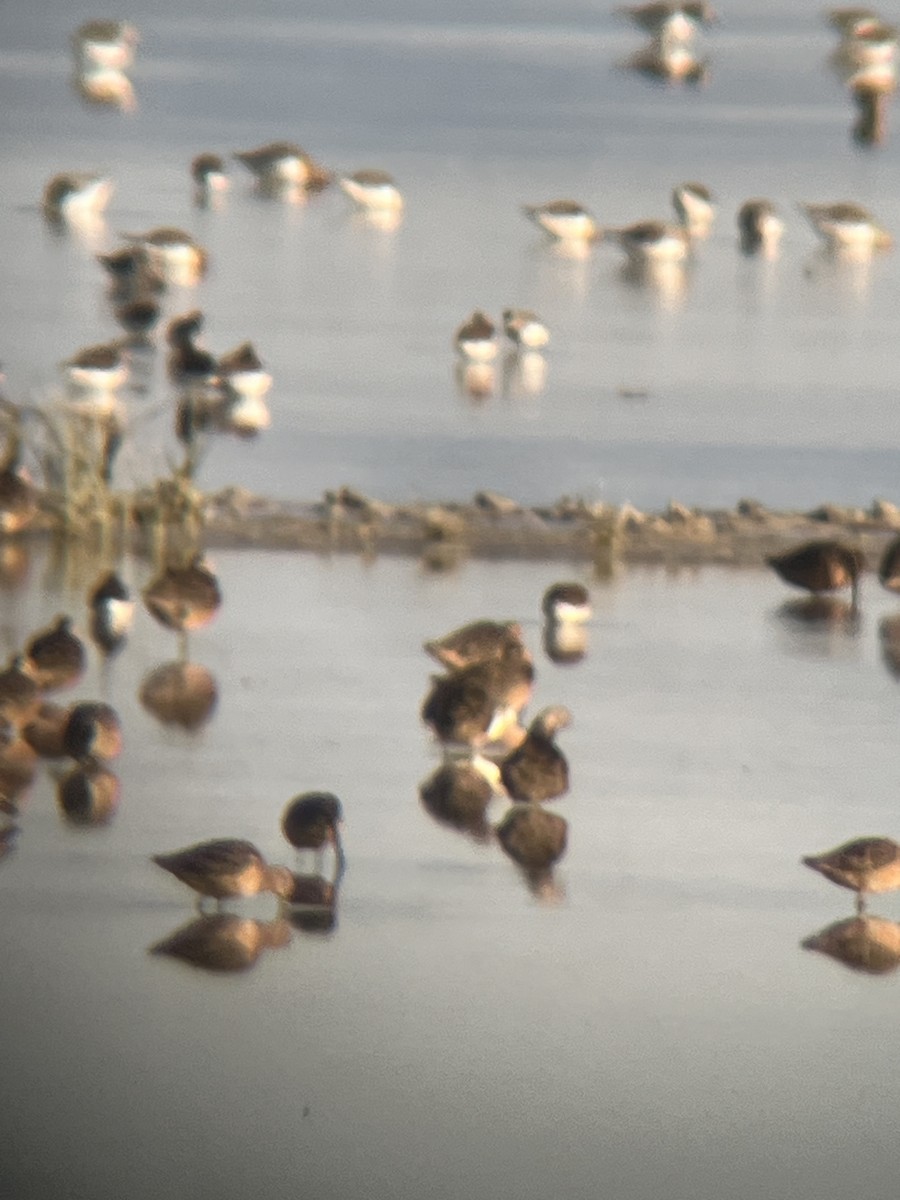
[193,486,900,571]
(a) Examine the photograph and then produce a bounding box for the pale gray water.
[2,1,900,509]
[2,547,900,1200]
[3,5,900,1198]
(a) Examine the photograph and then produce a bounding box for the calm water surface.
[2,1,900,508]
[1,547,900,1199]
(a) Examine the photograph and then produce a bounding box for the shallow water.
[2,547,900,1199]
[3,1,900,510]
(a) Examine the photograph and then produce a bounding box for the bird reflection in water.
[72,67,137,112]
[419,760,495,844]
[774,595,861,635]
[618,257,690,311]
[501,350,547,400]
[495,805,568,903]
[454,361,495,403]
[878,614,900,678]
[283,873,341,936]
[0,822,19,863]
[802,914,900,975]
[57,761,120,826]
[150,913,292,974]
[139,660,219,731]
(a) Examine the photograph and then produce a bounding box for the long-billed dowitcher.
[42,173,113,225]
[799,201,892,252]
[280,792,345,872]
[522,199,601,245]
[152,839,295,904]
[424,620,524,671]
[233,142,331,191]
[24,615,86,691]
[422,642,534,750]
[737,199,785,257]
[672,182,715,238]
[767,539,864,605]
[499,706,571,803]
[454,311,498,362]
[803,837,900,911]
[62,702,123,762]
[143,555,222,634]
[502,309,550,351]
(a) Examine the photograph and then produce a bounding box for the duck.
[150,913,292,972]
[88,569,134,654]
[767,539,864,605]
[499,706,571,803]
[799,201,892,253]
[280,792,345,872]
[737,199,785,257]
[502,309,550,351]
[42,173,113,225]
[803,837,900,911]
[672,181,715,238]
[496,805,568,871]
[23,615,86,691]
[338,169,403,211]
[152,838,295,904]
[233,142,331,192]
[62,702,123,762]
[454,311,498,362]
[143,555,222,634]
[424,620,525,671]
[522,199,601,245]
[57,762,120,826]
[608,220,691,264]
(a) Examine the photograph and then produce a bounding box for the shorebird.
[24,615,86,691]
[542,581,591,623]
[608,220,691,264]
[191,153,229,200]
[496,805,568,871]
[218,341,273,400]
[522,199,601,245]
[62,341,128,399]
[143,555,222,634]
[827,9,882,38]
[281,792,345,873]
[0,655,41,728]
[233,142,331,192]
[152,839,295,905]
[803,837,900,911]
[62,702,123,762]
[767,539,864,605]
[799,201,892,252]
[88,570,134,654]
[338,169,403,211]
[166,311,219,385]
[672,182,715,238]
[454,311,498,362]
[424,620,525,671]
[0,451,38,534]
[618,2,717,36]
[850,75,895,145]
[124,227,208,284]
[23,702,71,759]
[499,706,571,803]
[877,534,900,593]
[150,913,291,972]
[42,173,113,225]
[422,642,534,751]
[502,309,550,351]
[737,199,785,257]
[72,19,139,70]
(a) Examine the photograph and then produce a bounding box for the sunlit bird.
[522,199,601,245]
[499,706,571,803]
[454,310,498,362]
[152,838,295,904]
[803,837,900,911]
[339,169,403,211]
[737,198,785,257]
[799,201,892,252]
[767,539,864,605]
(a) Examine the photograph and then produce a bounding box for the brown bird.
[419,761,494,841]
[803,837,900,911]
[88,569,134,655]
[422,642,534,750]
[499,706,571,803]
[23,702,71,758]
[496,805,568,871]
[62,701,123,762]
[424,620,524,671]
[152,838,295,905]
[57,762,121,826]
[280,792,344,873]
[24,615,86,690]
[878,535,900,592]
[767,539,864,605]
[143,555,222,633]
[0,655,42,727]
